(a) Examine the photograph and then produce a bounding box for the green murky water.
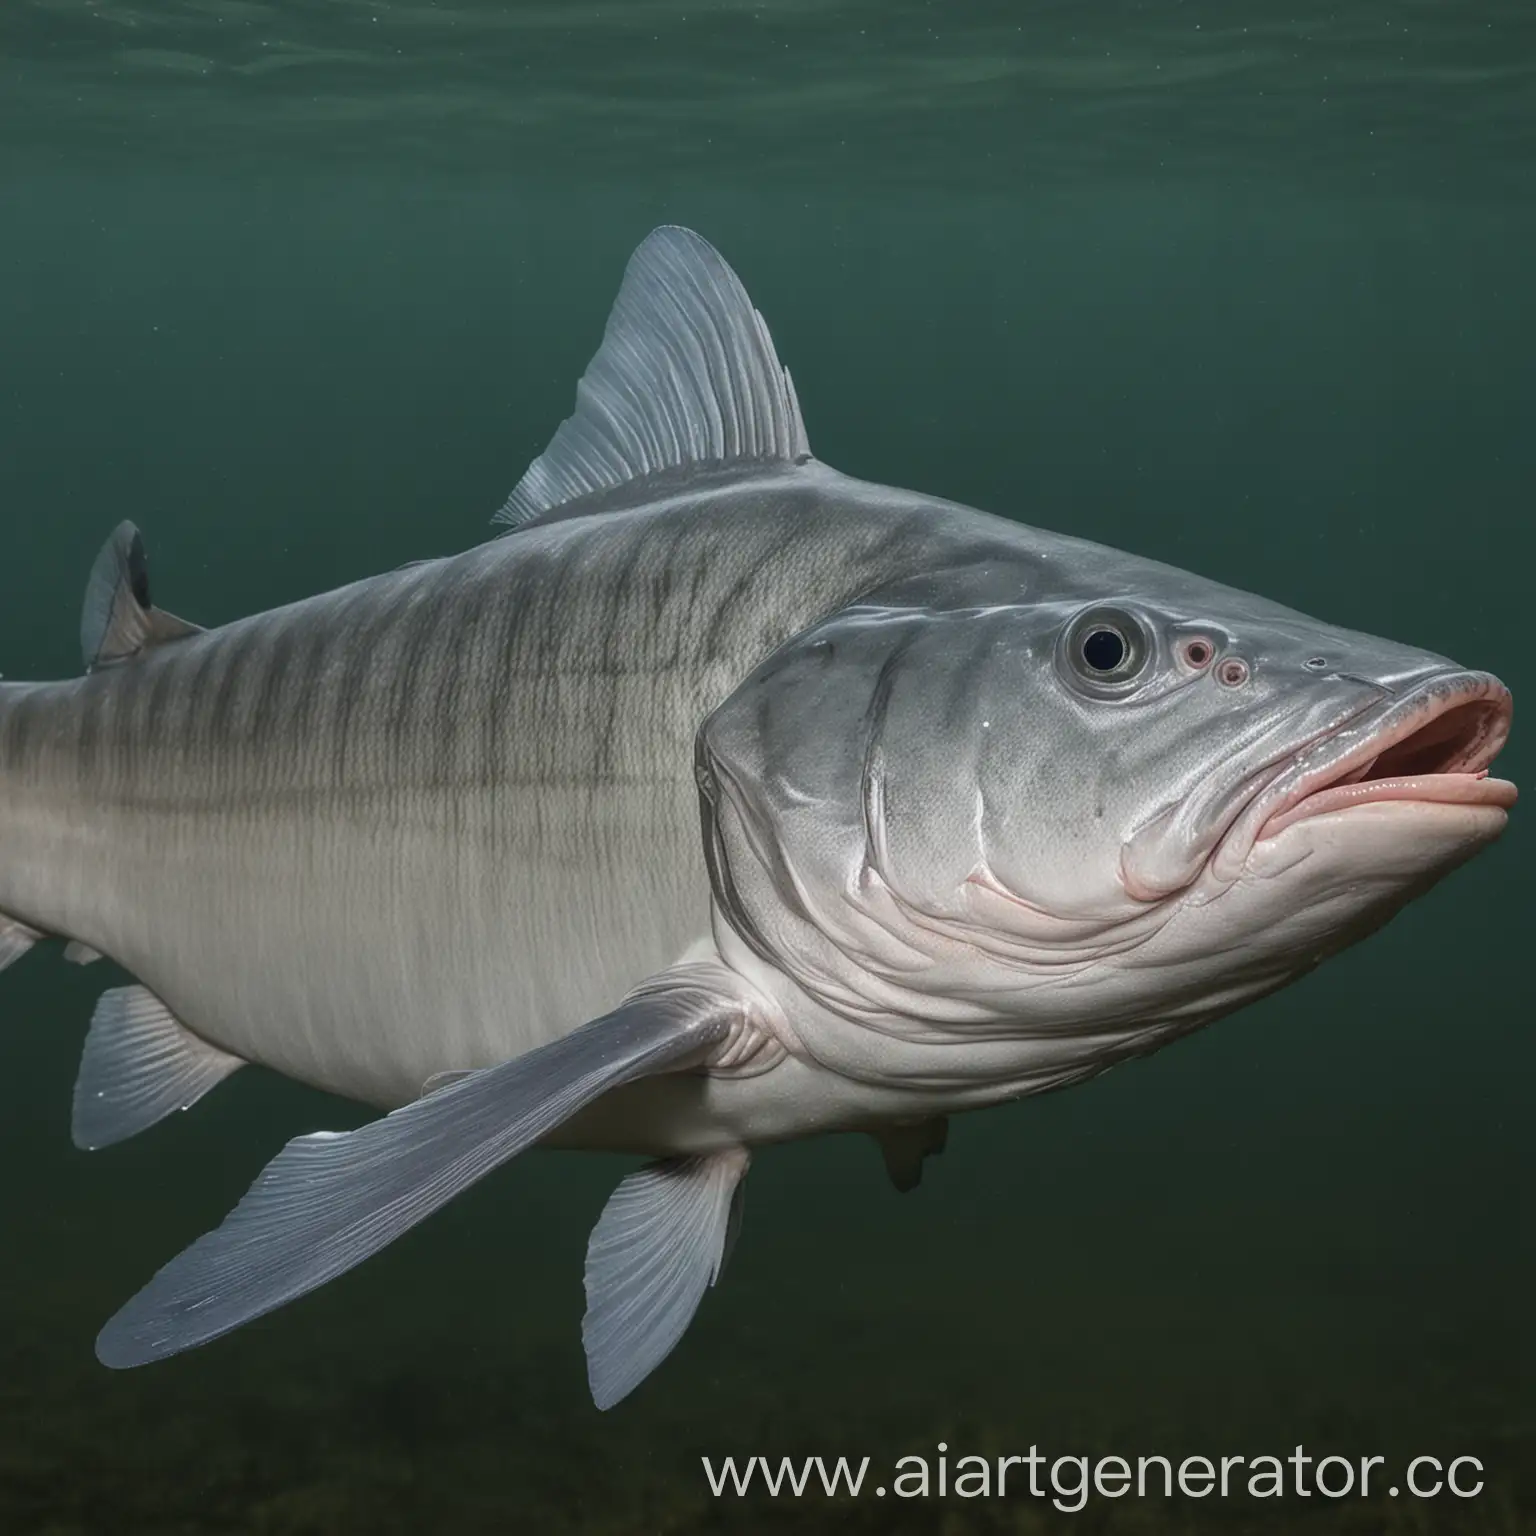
[2,4,1532,1532]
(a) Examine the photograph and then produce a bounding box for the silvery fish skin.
[0,228,1515,1409]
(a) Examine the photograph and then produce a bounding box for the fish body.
[3,470,1052,1138]
[0,228,1514,1406]
[0,469,913,1120]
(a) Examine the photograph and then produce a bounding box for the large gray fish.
[0,228,1515,1408]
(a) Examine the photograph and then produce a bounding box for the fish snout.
[1227,667,1515,864]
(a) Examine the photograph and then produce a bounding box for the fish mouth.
[1235,672,1516,857]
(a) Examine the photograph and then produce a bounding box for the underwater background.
[1,2,1532,1531]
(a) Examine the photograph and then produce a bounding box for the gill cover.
[697,604,988,1013]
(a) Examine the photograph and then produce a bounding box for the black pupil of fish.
[1082,627,1125,672]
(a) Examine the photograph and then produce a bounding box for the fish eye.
[1082,627,1126,672]
[1061,606,1150,691]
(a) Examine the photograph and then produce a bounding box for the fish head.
[697,542,1514,1048]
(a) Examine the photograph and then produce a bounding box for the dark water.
[2,3,1533,1532]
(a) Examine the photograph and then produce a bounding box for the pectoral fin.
[583,1149,749,1410]
[418,1068,475,1097]
[96,968,753,1369]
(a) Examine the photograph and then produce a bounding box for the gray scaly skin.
[0,228,1515,1408]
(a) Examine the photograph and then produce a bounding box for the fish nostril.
[1305,656,1329,671]
[1217,658,1250,688]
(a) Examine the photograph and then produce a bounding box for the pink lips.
[1255,681,1517,844]
[1259,767,1518,839]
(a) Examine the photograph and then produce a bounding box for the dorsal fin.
[495,226,812,531]
[81,522,202,670]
